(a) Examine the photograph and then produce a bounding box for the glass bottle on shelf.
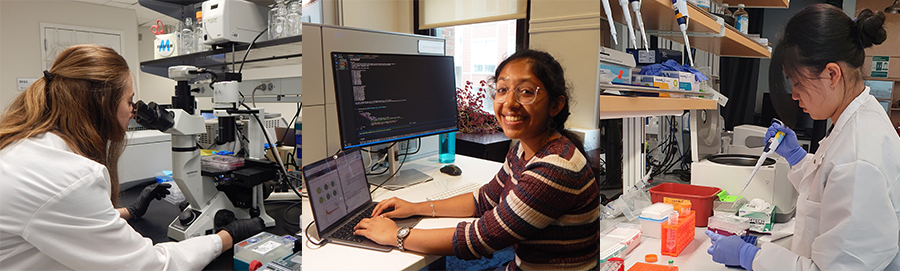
[287,0,302,36]
[269,0,287,40]
[734,4,749,35]
[721,3,733,17]
[195,11,211,52]
[179,17,194,55]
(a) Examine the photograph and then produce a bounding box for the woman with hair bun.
[705,4,900,271]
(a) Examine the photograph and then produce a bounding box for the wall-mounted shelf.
[599,95,717,119]
[722,0,789,9]
[608,0,770,58]
[140,35,301,78]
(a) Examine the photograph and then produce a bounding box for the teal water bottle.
[439,132,456,163]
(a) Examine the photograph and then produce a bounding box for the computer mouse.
[440,164,462,176]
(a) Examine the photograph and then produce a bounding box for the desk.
[301,154,502,271]
[121,181,303,271]
[616,222,793,270]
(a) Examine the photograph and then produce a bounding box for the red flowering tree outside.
[456,80,500,134]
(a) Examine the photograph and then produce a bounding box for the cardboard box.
[660,71,697,92]
[632,74,677,90]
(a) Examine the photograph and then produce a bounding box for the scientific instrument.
[601,0,619,45]
[134,66,276,241]
[202,0,269,45]
[671,0,695,67]
[692,123,797,222]
[629,0,651,51]
[732,119,785,209]
[617,0,638,48]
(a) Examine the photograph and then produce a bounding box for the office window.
[437,19,518,115]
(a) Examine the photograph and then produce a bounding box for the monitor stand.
[367,144,433,190]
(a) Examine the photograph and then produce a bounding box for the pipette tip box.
[639,203,674,239]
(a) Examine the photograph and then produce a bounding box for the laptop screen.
[303,149,372,232]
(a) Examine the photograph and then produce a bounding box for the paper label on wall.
[17,78,38,91]
[871,56,890,78]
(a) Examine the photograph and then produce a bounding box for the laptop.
[302,149,421,252]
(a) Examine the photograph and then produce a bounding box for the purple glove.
[765,122,807,166]
[706,230,759,270]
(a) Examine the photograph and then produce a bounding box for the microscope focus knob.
[179,209,195,226]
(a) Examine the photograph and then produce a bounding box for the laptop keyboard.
[332,204,378,243]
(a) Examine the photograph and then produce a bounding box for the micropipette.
[601,0,619,45]
[629,0,651,51]
[732,119,786,208]
[618,0,639,48]
[671,0,695,67]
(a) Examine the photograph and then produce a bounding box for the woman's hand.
[354,216,399,246]
[372,197,423,219]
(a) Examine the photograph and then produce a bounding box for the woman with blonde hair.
[0,44,264,270]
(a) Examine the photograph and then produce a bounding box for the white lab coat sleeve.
[786,153,814,191]
[21,168,222,271]
[754,161,898,271]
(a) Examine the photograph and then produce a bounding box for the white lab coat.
[0,133,222,270]
[753,87,900,271]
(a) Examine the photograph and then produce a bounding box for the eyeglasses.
[489,84,542,105]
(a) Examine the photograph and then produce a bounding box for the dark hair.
[490,49,585,155]
[768,4,887,127]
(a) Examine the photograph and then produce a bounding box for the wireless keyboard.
[426,182,483,201]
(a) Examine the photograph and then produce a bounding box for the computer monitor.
[330,52,458,187]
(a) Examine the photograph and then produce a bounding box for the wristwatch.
[397,226,411,251]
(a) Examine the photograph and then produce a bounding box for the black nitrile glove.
[222,217,266,242]
[126,182,172,219]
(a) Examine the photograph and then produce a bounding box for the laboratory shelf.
[140,35,301,78]
[722,0,789,9]
[599,95,717,119]
[598,83,707,96]
[606,0,770,58]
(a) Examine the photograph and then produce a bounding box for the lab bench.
[121,181,302,270]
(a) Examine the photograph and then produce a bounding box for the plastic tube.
[630,0,651,51]
[601,0,619,45]
[666,211,679,251]
[671,0,695,67]
[618,0,638,48]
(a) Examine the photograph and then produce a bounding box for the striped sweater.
[453,136,600,270]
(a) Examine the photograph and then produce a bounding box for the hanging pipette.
[732,119,786,209]
[630,0,651,51]
[618,0,639,48]
[601,0,619,45]
[671,0,695,67]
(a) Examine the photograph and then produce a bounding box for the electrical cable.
[280,102,301,146]
[305,221,326,246]
[251,83,266,108]
[238,28,268,74]
[398,138,421,157]
[368,148,408,195]
[240,102,303,200]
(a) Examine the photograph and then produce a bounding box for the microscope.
[134,66,277,241]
